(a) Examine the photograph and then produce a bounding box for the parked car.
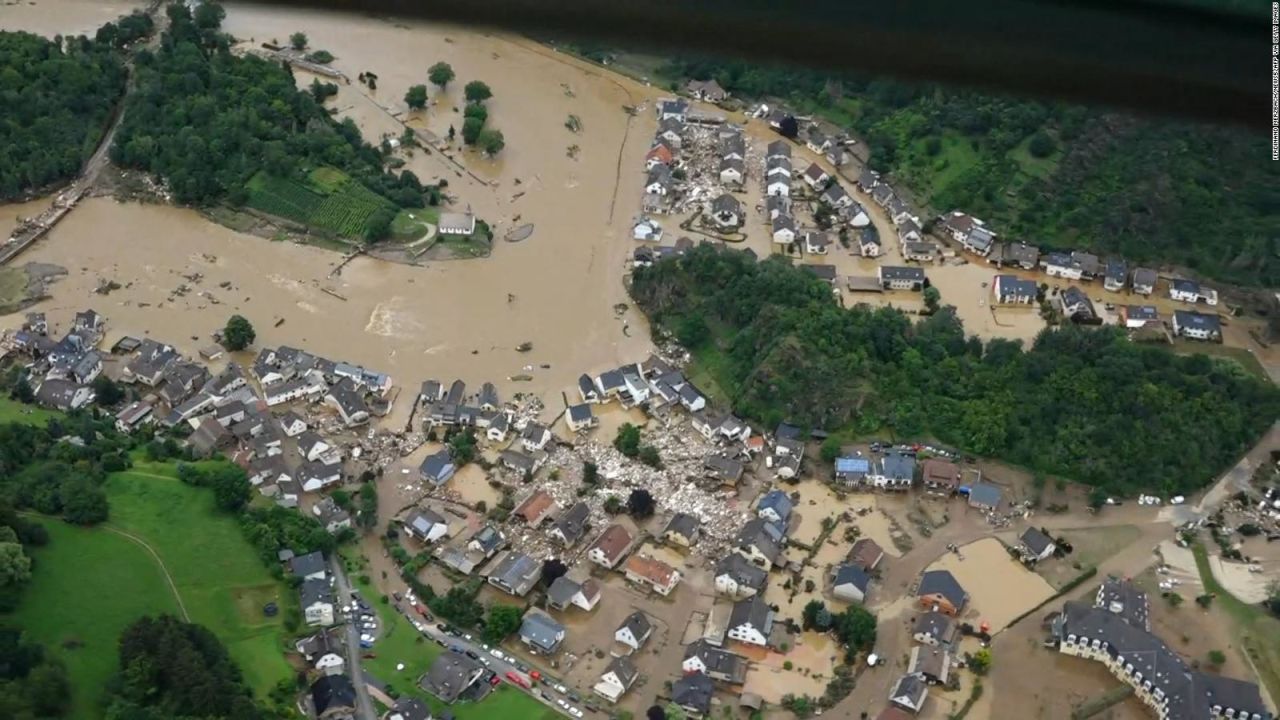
[489,674,501,686]
[465,650,480,660]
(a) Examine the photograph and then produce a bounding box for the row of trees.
[656,56,1279,287]
[631,245,1280,496]
[111,3,430,212]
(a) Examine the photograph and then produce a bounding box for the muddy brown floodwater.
[2,2,666,425]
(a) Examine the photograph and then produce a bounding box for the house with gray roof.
[756,489,793,527]
[917,569,968,616]
[704,454,744,485]
[419,449,456,486]
[662,512,701,548]
[714,553,768,598]
[300,577,336,626]
[566,403,597,432]
[1173,310,1222,342]
[1131,267,1158,295]
[871,451,915,490]
[519,610,565,654]
[547,575,584,611]
[487,551,542,596]
[1019,527,1057,561]
[879,266,926,291]
[289,550,327,580]
[912,611,957,646]
[993,241,1040,270]
[682,640,748,684]
[404,508,449,543]
[593,655,639,703]
[672,672,715,717]
[34,379,92,411]
[832,563,872,603]
[614,611,653,651]
[967,482,1003,511]
[420,652,485,704]
[726,595,774,646]
[734,518,784,568]
[1059,286,1098,323]
[548,502,591,547]
[325,378,370,427]
[889,673,929,713]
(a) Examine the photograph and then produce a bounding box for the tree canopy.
[428,61,455,89]
[631,245,1280,496]
[0,31,127,199]
[111,4,426,212]
[404,84,428,110]
[222,314,255,351]
[464,80,492,104]
[105,615,268,719]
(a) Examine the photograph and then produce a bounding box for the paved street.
[329,556,379,720]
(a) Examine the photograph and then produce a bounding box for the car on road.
[489,648,504,660]
[554,684,568,694]
[489,674,501,686]
[465,650,480,660]
[556,699,569,710]
[568,691,580,703]
[505,671,530,689]
[451,645,465,653]
[437,623,450,633]
[569,707,583,718]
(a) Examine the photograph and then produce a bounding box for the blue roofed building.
[835,456,871,486]
[756,489,793,529]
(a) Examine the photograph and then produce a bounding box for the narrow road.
[329,556,379,720]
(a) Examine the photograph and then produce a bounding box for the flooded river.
[2,2,664,424]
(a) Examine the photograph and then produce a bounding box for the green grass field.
[103,464,294,697]
[12,521,182,719]
[390,206,439,242]
[0,395,57,425]
[245,166,395,240]
[1172,341,1271,383]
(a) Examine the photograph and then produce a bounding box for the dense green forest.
[111,3,429,240]
[631,246,1280,495]
[0,413,131,719]
[657,56,1279,288]
[105,615,270,719]
[0,32,127,199]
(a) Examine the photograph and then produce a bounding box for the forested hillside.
[631,245,1280,495]
[657,56,1279,288]
[0,32,127,200]
[112,3,429,240]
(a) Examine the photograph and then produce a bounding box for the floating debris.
[515,341,533,352]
